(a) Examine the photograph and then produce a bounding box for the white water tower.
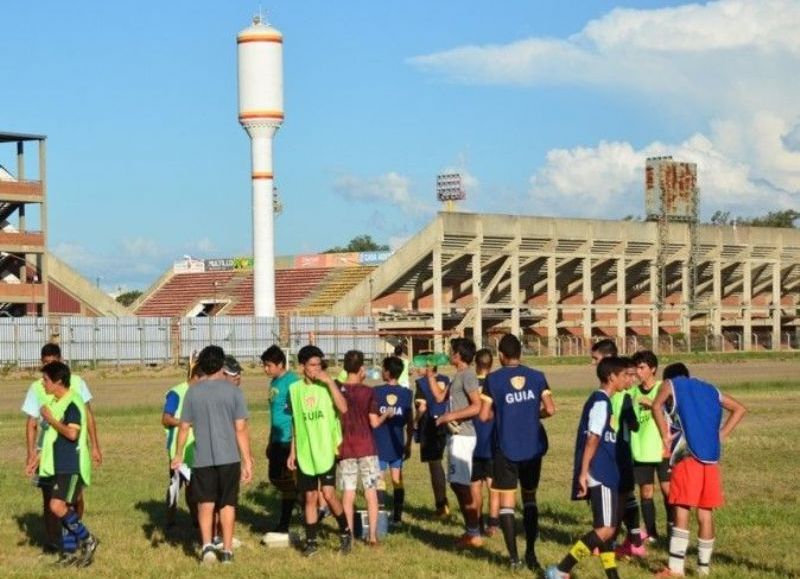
[237,14,284,317]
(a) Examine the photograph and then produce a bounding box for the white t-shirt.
[20,375,93,419]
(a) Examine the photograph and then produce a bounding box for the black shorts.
[619,462,635,494]
[296,464,337,493]
[471,457,494,482]
[589,484,619,529]
[491,451,542,492]
[42,473,84,504]
[192,463,241,508]
[418,413,447,463]
[267,443,295,487]
[634,460,671,486]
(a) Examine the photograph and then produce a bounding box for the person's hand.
[170,456,182,471]
[92,446,103,466]
[638,398,653,409]
[287,452,296,471]
[576,472,588,498]
[403,445,412,461]
[241,459,253,484]
[25,455,39,477]
[40,406,54,426]
[435,413,449,427]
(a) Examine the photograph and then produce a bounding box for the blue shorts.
[379,459,403,471]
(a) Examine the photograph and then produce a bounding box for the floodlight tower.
[436,173,465,211]
[237,14,284,317]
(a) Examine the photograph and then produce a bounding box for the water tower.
[237,15,284,317]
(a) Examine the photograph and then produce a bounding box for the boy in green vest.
[287,345,352,557]
[162,361,203,529]
[35,361,98,567]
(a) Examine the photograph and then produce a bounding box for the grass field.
[1,360,799,578]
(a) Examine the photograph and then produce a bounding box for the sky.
[1,0,798,291]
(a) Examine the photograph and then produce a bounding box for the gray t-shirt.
[181,379,249,468]
[448,367,480,436]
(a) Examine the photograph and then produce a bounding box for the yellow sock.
[568,540,592,561]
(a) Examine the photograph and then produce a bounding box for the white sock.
[668,527,690,575]
[697,537,715,575]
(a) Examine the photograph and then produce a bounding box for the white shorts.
[336,456,381,491]
[446,435,476,486]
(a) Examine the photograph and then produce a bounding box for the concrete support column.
[712,261,722,336]
[772,261,781,350]
[742,261,752,351]
[681,260,690,336]
[511,250,520,337]
[547,256,557,354]
[39,138,48,317]
[616,257,626,346]
[650,260,659,351]
[433,245,443,352]
[582,257,592,342]
[472,251,483,349]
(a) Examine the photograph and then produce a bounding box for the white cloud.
[333,171,434,216]
[410,0,800,217]
[122,236,163,258]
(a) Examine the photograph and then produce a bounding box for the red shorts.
[669,456,723,509]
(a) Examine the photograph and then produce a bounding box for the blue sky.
[1,1,798,290]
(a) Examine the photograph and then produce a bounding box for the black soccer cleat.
[339,533,352,554]
[301,540,319,558]
[78,535,99,568]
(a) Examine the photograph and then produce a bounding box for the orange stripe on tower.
[238,34,283,44]
[252,172,274,180]
[239,110,284,121]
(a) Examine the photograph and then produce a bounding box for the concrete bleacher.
[298,266,374,315]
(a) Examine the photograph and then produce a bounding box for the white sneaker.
[212,536,242,550]
[261,532,290,547]
[200,545,218,566]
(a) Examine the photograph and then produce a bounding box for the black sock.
[377,490,386,509]
[641,498,657,537]
[305,521,318,543]
[663,495,673,534]
[335,512,349,534]
[487,516,500,528]
[558,530,604,573]
[393,488,405,522]
[435,498,448,510]
[623,497,642,546]
[522,503,539,553]
[499,509,518,561]
[277,498,294,531]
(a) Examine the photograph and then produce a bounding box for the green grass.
[1,376,798,578]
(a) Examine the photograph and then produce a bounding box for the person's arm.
[428,369,448,404]
[161,391,181,427]
[25,416,38,466]
[651,380,674,454]
[369,410,391,428]
[478,394,494,422]
[437,388,481,425]
[235,418,253,484]
[719,392,746,441]
[162,413,180,427]
[287,425,297,471]
[84,403,103,465]
[318,371,348,415]
[577,433,600,498]
[40,405,80,442]
[540,381,556,419]
[404,407,414,459]
[170,422,191,470]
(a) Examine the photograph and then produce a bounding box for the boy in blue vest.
[37,361,99,567]
[652,363,746,577]
[480,334,555,570]
[546,356,627,579]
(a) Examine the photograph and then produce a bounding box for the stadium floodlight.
[436,173,465,206]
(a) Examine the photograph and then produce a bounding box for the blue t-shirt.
[372,384,413,463]
[54,402,82,474]
[486,365,549,461]
[414,374,450,418]
[571,389,618,499]
[269,371,298,445]
[163,390,180,451]
[473,376,494,460]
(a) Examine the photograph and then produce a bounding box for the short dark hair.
[382,356,404,380]
[261,345,287,367]
[42,361,71,388]
[223,355,242,375]
[596,356,628,383]
[298,344,324,365]
[343,350,364,374]
[591,339,618,357]
[41,343,61,360]
[197,345,225,375]
[393,343,407,356]
[620,355,635,368]
[631,350,658,370]
[450,337,476,365]
[475,348,493,372]
[498,334,522,360]
[663,362,690,380]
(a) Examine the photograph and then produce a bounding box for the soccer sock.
[305,521,318,544]
[697,537,715,576]
[664,495,674,534]
[61,527,78,554]
[393,488,405,522]
[278,498,295,531]
[600,540,620,579]
[623,496,642,547]
[667,527,690,575]
[61,510,89,542]
[522,502,539,552]
[487,515,500,528]
[558,531,604,573]
[499,508,518,560]
[641,498,657,537]
[335,512,350,534]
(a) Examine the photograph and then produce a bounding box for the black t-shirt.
[54,402,82,474]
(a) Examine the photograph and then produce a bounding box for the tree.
[709,210,733,226]
[707,209,798,228]
[116,290,142,307]
[324,234,389,253]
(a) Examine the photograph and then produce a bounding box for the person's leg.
[448,435,479,535]
[520,458,543,569]
[197,503,215,547]
[390,467,405,523]
[41,484,60,548]
[487,480,500,533]
[341,490,356,536]
[428,460,448,514]
[303,489,320,547]
[218,506,236,553]
[696,508,715,576]
[665,505,691,575]
[451,482,479,530]
[470,480,484,531]
[364,487,379,543]
[658,459,674,535]
[321,481,352,553]
[186,481,198,528]
[640,482,658,538]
